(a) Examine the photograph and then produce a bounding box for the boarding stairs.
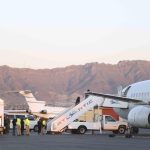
[46,95,105,133]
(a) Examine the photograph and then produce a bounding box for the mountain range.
[0,60,150,109]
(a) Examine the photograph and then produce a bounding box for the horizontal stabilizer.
[85,92,145,104]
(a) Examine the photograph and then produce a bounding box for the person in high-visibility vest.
[24,117,30,135]
[41,119,46,135]
[16,117,21,136]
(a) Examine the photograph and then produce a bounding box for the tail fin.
[19,90,46,113]
[117,86,123,96]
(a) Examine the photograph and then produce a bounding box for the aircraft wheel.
[131,127,139,134]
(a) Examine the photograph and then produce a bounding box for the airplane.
[19,91,67,119]
[85,80,150,134]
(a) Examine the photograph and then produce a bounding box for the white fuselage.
[19,91,67,119]
[114,80,150,119]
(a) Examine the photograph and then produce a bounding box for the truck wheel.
[78,126,87,134]
[34,125,38,132]
[118,126,126,134]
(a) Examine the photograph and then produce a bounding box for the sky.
[0,0,150,69]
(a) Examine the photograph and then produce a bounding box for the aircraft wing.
[85,92,146,105]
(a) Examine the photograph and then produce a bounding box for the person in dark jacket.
[37,118,42,135]
[12,118,16,136]
[4,115,10,134]
[75,96,80,105]
[21,118,24,135]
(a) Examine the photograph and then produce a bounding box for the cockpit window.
[122,86,131,97]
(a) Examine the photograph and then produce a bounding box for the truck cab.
[102,115,127,134]
[67,115,128,134]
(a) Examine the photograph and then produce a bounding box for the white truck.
[67,115,128,134]
[0,99,4,134]
[47,95,128,134]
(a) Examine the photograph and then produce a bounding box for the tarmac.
[0,130,150,150]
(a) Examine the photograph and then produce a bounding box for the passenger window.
[141,93,143,98]
[136,93,138,98]
[144,93,146,98]
[139,93,141,98]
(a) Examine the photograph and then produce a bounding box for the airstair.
[46,95,105,133]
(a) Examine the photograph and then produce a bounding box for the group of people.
[4,115,47,136]
[12,117,30,136]
[9,116,46,136]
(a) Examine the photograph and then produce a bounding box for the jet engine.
[128,105,150,128]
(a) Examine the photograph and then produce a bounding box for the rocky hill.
[0,60,150,109]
